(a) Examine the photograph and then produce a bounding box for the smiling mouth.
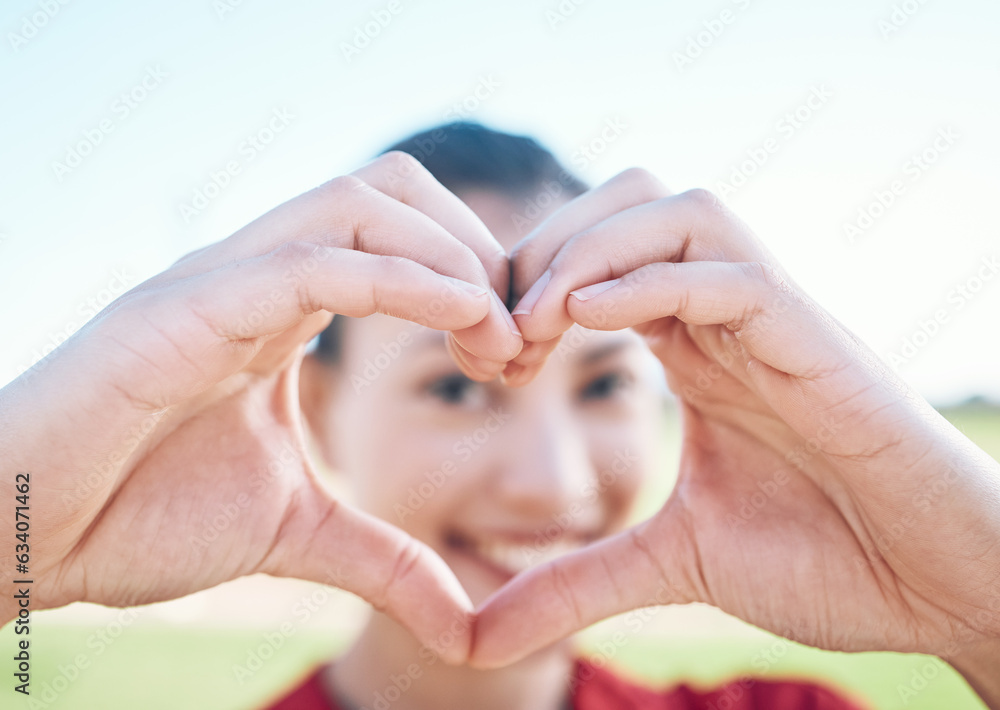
[444,530,593,579]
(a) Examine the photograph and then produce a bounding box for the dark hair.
[315,122,586,364]
[383,121,588,198]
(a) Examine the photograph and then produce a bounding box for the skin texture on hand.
[949,643,1000,709]
[471,171,1000,685]
[0,152,524,663]
[2,163,998,706]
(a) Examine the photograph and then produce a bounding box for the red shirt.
[264,659,867,710]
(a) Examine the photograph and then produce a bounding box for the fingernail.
[500,361,541,388]
[446,277,489,299]
[570,278,621,301]
[493,289,522,337]
[448,333,489,381]
[447,332,472,369]
[498,362,524,386]
[513,339,547,365]
[511,269,552,317]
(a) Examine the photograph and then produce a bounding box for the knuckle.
[615,167,670,200]
[507,240,535,266]
[628,526,668,585]
[269,240,321,265]
[376,253,414,273]
[744,261,787,293]
[735,261,792,330]
[267,242,326,312]
[547,561,584,627]
[322,175,369,202]
[378,150,425,180]
[508,242,543,278]
[678,188,735,243]
[377,538,424,611]
[509,241,557,295]
[681,187,726,214]
[644,260,680,285]
[483,244,510,270]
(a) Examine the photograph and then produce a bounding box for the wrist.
[947,640,1000,709]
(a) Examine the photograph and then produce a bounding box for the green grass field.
[0,623,990,709]
[2,405,997,709]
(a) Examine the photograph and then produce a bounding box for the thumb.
[261,478,474,665]
[469,506,701,668]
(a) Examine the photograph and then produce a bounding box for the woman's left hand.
[470,169,1000,697]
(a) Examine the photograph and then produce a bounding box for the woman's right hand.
[0,152,521,663]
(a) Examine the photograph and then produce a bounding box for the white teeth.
[472,539,584,576]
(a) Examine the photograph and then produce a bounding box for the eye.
[580,371,632,401]
[426,373,485,407]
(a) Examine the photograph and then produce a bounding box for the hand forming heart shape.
[3,153,998,686]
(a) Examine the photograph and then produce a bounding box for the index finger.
[497,169,672,382]
[352,151,510,298]
[509,167,672,305]
[513,188,776,345]
[354,152,523,376]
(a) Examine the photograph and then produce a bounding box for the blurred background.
[1,0,998,707]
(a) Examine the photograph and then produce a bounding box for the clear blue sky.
[2,0,998,404]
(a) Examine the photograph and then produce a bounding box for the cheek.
[344,404,473,536]
[588,424,657,530]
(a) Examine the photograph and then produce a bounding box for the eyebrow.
[579,338,638,365]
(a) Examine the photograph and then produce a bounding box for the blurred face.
[303,189,663,606]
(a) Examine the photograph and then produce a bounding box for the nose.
[490,400,599,527]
